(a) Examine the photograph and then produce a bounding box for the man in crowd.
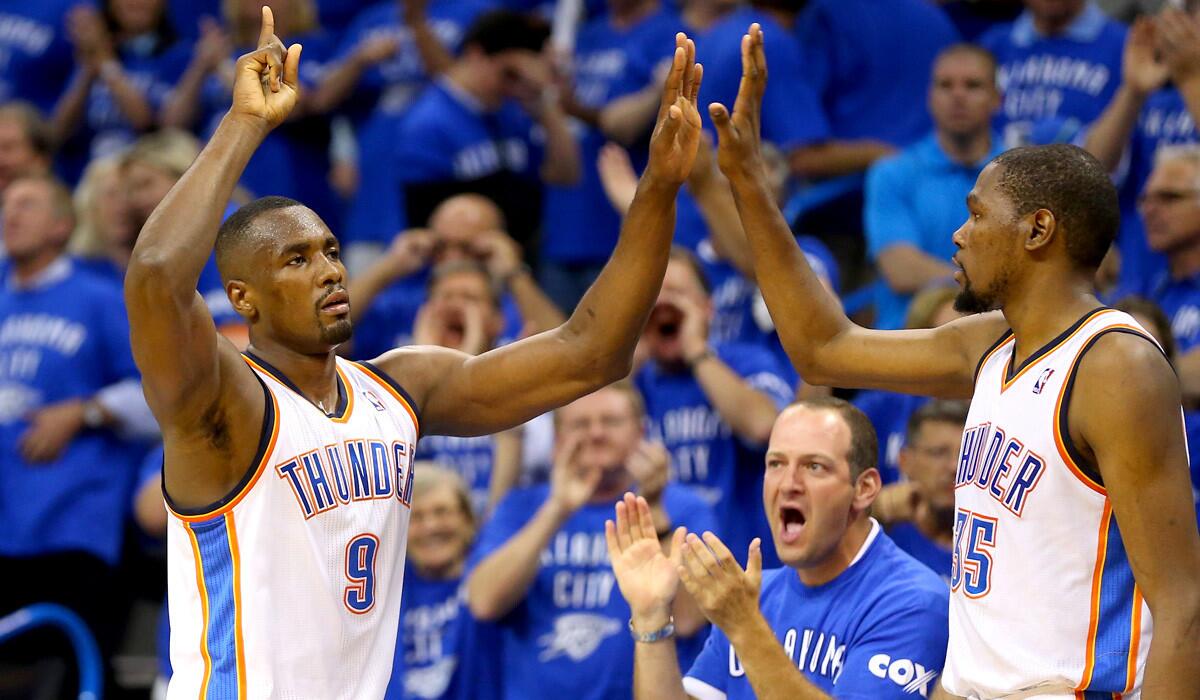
[608,399,949,698]
[0,102,53,194]
[466,383,717,699]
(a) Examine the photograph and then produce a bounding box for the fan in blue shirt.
[608,399,949,700]
[386,465,501,700]
[466,384,719,700]
[865,44,1005,330]
[0,0,78,114]
[635,249,793,568]
[980,1,1126,149]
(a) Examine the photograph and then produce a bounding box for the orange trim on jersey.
[976,334,1015,383]
[1077,500,1113,690]
[225,513,247,698]
[1124,586,1143,694]
[331,364,355,423]
[186,525,213,699]
[353,363,420,433]
[168,374,280,523]
[1000,309,1118,393]
[244,355,355,422]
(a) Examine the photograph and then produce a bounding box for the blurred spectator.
[51,0,190,181]
[465,383,716,699]
[981,0,1126,148]
[69,156,136,280]
[0,174,153,664]
[538,0,678,312]
[395,10,581,253]
[387,464,500,700]
[853,285,964,484]
[163,0,340,226]
[635,248,792,566]
[1084,6,1200,292]
[866,44,1004,330]
[608,399,949,698]
[0,102,54,194]
[873,399,970,581]
[0,0,78,114]
[317,0,492,248]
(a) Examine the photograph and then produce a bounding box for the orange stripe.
[1077,500,1113,690]
[331,364,355,423]
[353,363,420,433]
[1124,586,1143,693]
[977,334,1015,382]
[1001,309,1116,393]
[186,525,213,699]
[225,513,247,698]
[169,383,281,523]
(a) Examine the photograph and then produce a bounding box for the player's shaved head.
[990,144,1118,269]
[216,195,309,282]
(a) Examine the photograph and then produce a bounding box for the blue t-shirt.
[338,0,493,244]
[540,7,679,264]
[468,483,718,700]
[1114,270,1200,354]
[980,4,1125,149]
[636,342,793,564]
[386,570,501,700]
[864,133,1005,329]
[886,522,952,582]
[683,525,949,700]
[0,0,78,113]
[796,0,959,146]
[0,259,143,564]
[851,390,929,486]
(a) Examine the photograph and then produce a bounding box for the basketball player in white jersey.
[707,25,1200,699]
[123,8,705,698]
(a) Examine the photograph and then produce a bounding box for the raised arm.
[378,34,703,437]
[125,9,300,505]
[710,25,1004,398]
[1083,17,1167,172]
[1074,333,1200,698]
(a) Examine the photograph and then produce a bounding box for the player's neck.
[245,340,341,411]
[796,516,872,587]
[1001,272,1099,368]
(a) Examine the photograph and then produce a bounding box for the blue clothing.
[852,390,930,486]
[0,0,77,113]
[636,343,793,566]
[0,259,142,565]
[540,8,678,265]
[468,483,718,700]
[1183,411,1200,526]
[980,3,1125,148]
[886,522,952,582]
[339,0,493,244]
[1114,86,1195,290]
[684,525,949,700]
[386,570,501,700]
[796,0,959,146]
[864,133,1005,329]
[1115,270,1200,354]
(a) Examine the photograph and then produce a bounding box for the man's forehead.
[259,208,336,250]
[770,407,850,453]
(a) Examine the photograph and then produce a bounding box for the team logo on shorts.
[1032,368,1055,395]
[537,613,622,662]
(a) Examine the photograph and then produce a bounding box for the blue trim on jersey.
[190,517,242,698]
[245,350,349,418]
[1080,692,1113,700]
[1086,515,1137,694]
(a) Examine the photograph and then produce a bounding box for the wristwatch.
[82,398,105,429]
[629,616,675,643]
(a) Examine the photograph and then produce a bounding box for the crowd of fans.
[1,0,1200,697]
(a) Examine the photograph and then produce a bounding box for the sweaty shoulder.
[369,345,463,430]
[1072,329,1176,424]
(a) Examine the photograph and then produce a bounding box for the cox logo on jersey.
[868,654,937,697]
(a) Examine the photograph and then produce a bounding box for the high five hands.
[231,6,302,132]
[710,23,768,185]
[646,34,704,186]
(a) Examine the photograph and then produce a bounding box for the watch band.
[629,616,675,643]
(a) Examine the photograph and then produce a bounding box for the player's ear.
[227,280,257,321]
[1025,208,1056,253]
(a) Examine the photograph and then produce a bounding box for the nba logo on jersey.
[1031,368,1054,394]
[364,389,387,412]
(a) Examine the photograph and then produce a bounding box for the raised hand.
[1156,9,1200,87]
[549,432,603,514]
[677,531,762,633]
[645,33,704,186]
[606,493,687,628]
[231,6,302,132]
[1123,17,1169,97]
[709,24,767,184]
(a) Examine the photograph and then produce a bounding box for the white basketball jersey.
[941,308,1167,699]
[165,354,420,699]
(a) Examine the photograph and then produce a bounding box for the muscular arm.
[1074,333,1200,698]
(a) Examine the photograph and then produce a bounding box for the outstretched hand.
[645,33,704,186]
[607,493,686,627]
[709,23,767,184]
[231,6,302,132]
[678,531,763,633]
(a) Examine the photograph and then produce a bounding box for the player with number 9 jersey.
[166,355,420,698]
